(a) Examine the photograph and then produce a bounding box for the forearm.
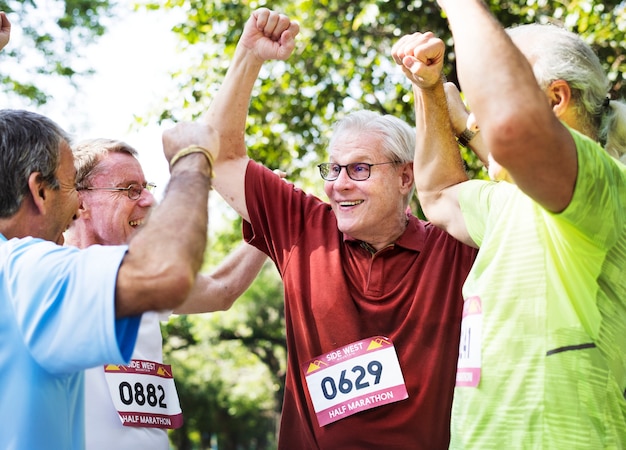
[442,82,488,166]
[413,82,467,207]
[205,8,298,169]
[202,9,299,221]
[202,44,264,222]
[441,1,527,126]
[440,0,577,211]
[176,243,268,314]
[204,45,264,164]
[441,0,554,155]
[413,82,476,246]
[115,156,212,317]
[206,243,267,304]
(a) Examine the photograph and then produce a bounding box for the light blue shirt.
[0,234,140,449]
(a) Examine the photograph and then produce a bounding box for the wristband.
[457,128,477,147]
[170,145,214,175]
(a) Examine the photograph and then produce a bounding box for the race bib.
[103,359,183,429]
[302,336,408,426]
[456,296,482,387]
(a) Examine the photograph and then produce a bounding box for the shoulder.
[460,179,517,202]
[2,237,74,270]
[405,216,476,254]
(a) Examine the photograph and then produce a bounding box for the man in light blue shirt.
[1,238,137,448]
[0,25,218,447]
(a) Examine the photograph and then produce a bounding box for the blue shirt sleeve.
[3,237,140,374]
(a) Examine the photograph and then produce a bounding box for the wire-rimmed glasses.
[317,162,398,181]
[78,182,157,200]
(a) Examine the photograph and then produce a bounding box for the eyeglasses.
[78,182,157,200]
[317,162,398,181]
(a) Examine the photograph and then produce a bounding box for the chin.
[337,222,358,238]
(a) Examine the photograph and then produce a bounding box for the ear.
[27,172,48,215]
[76,192,89,218]
[399,161,414,194]
[546,79,572,118]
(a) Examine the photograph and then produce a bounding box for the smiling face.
[75,152,155,246]
[323,130,413,250]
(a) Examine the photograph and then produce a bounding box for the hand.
[0,12,11,51]
[273,168,288,179]
[239,8,300,62]
[161,122,220,167]
[391,31,445,89]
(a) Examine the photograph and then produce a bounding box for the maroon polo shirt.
[243,160,477,450]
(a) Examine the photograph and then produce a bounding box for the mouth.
[129,219,145,228]
[338,200,364,207]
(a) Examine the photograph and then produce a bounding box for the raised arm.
[175,242,268,314]
[0,12,11,51]
[204,8,300,222]
[437,0,577,212]
[391,32,475,247]
[114,124,217,317]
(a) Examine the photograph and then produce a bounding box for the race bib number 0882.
[103,359,183,429]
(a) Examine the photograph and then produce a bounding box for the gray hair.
[0,109,71,218]
[507,23,626,161]
[329,110,416,163]
[73,138,139,188]
[328,110,416,200]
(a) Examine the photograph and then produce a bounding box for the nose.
[331,166,354,189]
[138,187,156,207]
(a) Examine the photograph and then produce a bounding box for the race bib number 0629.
[302,336,408,426]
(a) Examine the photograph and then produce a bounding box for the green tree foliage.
[0,0,114,105]
[148,0,626,182]
[163,254,285,450]
[141,1,626,447]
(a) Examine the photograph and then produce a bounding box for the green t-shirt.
[452,128,626,449]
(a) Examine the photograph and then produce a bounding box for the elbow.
[216,296,237,312]
[416,191,448,227]
[483,119,526,166]
[213,284,242,312]
[485,107,553,166]
[116,253,202,317]
[154,269,197,310]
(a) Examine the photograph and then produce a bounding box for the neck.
[0,207,45,241]
[360,215,409,253]
[63,226,93,249]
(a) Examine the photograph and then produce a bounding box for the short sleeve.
[4,239,139,374]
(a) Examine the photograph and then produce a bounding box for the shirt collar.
[342,214,426,253]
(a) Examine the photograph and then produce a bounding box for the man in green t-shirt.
[392,1,626,448]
